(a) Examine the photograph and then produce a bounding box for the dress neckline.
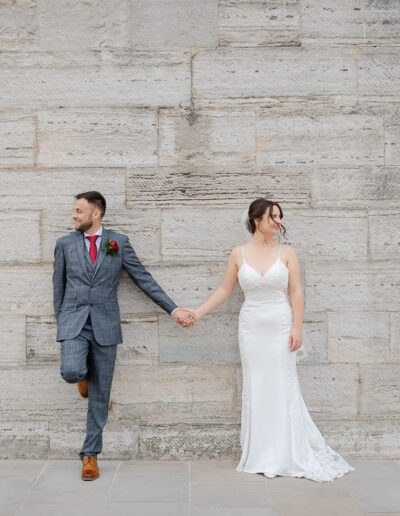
[238,258,288,279]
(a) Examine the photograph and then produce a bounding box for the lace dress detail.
[236,244,354,482]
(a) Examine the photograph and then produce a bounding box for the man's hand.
[172,308,197,328]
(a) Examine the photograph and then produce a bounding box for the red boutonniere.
[103,238,119,257]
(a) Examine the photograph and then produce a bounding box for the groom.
[53,191,195,480]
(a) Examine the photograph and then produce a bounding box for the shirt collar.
[84,225,103,238]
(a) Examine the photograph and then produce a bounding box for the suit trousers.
[60,315,117,459]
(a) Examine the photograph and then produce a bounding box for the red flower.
[110,240,118,252]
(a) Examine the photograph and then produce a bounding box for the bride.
[187,198,354,482]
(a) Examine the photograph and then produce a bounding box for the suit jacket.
[52,228,178,345]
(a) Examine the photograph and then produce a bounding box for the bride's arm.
[286,244,304,332]
[195,247,241,320]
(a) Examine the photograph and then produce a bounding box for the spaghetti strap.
[241,245,247,264]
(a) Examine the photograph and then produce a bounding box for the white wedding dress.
[236,243,354,482]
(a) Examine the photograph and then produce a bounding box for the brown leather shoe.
[77,380,88,398]
[81,455,99,481]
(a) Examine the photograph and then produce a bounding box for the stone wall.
[1,0,399,459]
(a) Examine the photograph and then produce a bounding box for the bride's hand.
[289,328,302,352]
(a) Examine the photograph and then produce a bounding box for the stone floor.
[1,459,399,516]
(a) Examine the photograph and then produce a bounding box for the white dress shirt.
[83,225,178,316]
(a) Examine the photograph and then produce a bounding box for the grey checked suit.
[53,227,178,458]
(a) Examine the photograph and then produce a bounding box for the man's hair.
[75,191,106,218]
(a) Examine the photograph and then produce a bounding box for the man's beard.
[77,218,93,233]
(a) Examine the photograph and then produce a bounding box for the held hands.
[289,327,303,352]
[172,308,200,328]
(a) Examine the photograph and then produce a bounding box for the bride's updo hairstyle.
[247,198,287,239]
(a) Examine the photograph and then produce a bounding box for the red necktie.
[86,235,99,265]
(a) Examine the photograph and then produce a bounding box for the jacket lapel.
[92,228,109,280]
[73,231,90,280]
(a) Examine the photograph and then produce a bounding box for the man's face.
[72,198,97,233]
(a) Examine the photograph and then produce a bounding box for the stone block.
[311,167,400,209]
[384,105,400,165]
[126,164,310,208]
[159,313,240,364]
[111,364,237,422]
[219,0,300,47]
[0,168,125,209]
[0,51,191,108]
[298,364,359,419]
[359,49,400,99]
[0,314,26,366]
[304,261,400,312]
[49,419,139,459]
[37,108,158,167]
[328,311,390,363]
[369,209,400,260]
[0,111,35,166]
[117,315,159,365]
[301,0,400,45]
[26,315,58,363]
[37,0,130,50]
[360,364,400,418]
[0,211,40,263]
[132,0,219,49]
[139,423,240,459]
[256,109,384,165]
[299,314,328,364]
[0,265,53,316]
[193,47,356,101]
[0,0,37,50]
[390,312,400,362]
[159,109,256,165]
[0,422,49,459]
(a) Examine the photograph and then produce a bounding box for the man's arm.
[53,239,66,321]
[122,236,179,315]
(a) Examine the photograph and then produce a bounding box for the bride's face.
[255,205,281,236]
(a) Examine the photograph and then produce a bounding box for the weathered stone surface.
[369,209,400,260]
[311,167,400,209]
[42,207,161,263]
[0,0,37,50]
[0,366,87,421]
[297,364,359,419]
[0,111,36,167]
[0,211,40,263]
[0,168,126,209]
[111,365,237,422]
[49,419,139,459]
[359,49,400,98]
[132,0,219,49]
[316,419,400,459]
[304,261,400,312]
[37,0,130,50]
[390,312,400,362]
[0,422,49,459]
[117,315,159,365]
[26,316,58,363]
[161,208,244,261]
[0,51,191,108]
[193,47,356,100]
[139,423,240,459]
[384,105,400,165]
[328,312,390,364]
[159,313,240,364]
[0,265,53,315]
[219,0,300,47]
[126,164,310,208]
[37,109,158,167]
[159,109,256,165]
[117,264,244,315]
[360,365,400,418]
[256,109,384,165]
[302,0,400,45]
[0,315,26,366]
[280,209,368,260]
[298,314,328,364]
